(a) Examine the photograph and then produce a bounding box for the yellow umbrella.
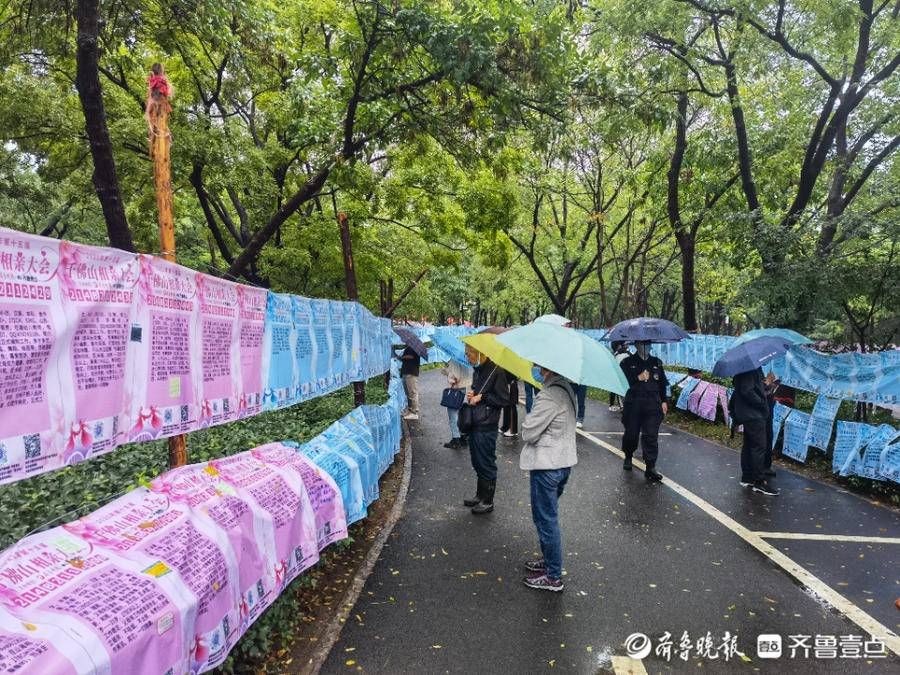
[461,331,540,387]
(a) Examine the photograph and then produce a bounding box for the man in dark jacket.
[463,345,511,514]
[619,341,668,481]
[731,367,779,496]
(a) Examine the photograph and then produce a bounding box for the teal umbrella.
[496,322,629,395]
[732,328,811,347]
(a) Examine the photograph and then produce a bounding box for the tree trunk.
[74,0,135,252]
[337,212,366,406]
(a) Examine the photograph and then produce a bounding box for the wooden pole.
[337,212,366,407]
[147,62,187,468]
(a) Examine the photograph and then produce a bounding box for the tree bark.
[74,0,135,252]
[337,212,366,406]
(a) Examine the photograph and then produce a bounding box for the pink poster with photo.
[151,462,275,627]
[56,239,141,465]
[252,443,348,550]
[0,528,187,675]
[697,383,720,421]
[64,488,241,672]
[688,380,710,415]
[211,453,319,590]
[237,285,266,418]
[195,273,240,428]
[128,255,198,441]
[0,230,64,484]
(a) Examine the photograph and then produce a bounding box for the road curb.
[306,419,414,674]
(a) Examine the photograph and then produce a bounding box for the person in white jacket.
[442,359,473,449]
[519,368,577,592]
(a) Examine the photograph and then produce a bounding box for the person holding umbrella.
[714,335,794,496]
[461,343,511,514]
[495,322,628,591]
[606,318,690,481]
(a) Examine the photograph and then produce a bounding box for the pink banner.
[237,285,266,418]
[0,529,187,674]
[210,454,320,590]
[196,274,240,428]
[63,489,240,670]
[252,443,348,550]
[57,240,141,464]
[128,256,198,441]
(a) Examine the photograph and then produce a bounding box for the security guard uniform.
[619,351,669,480]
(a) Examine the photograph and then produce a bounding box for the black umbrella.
[393,326,429,359]
[712,336,792,378]
[605,317,691,344]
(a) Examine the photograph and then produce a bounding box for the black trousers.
[622,402,663,467]
[741,418,767,483]
[501,381,519,433]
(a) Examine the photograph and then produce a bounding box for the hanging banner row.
[0,227,394,486]
[0,368,407,675]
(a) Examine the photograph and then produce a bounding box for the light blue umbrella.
[732,328,812,347]
[534,313,571,326]
[496,322,629,395]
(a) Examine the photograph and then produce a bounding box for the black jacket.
[620,354,668,404]
[731,368,768,423]
[469,361,511,430]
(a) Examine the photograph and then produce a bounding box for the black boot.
[444,438,460,449]
[623,453,633,471]
[645,464,663,482]
[463,479,484,507]
[471,481,495,514]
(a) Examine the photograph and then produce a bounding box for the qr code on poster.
[222,398,230,414]
[23,433,41,459]
[180,405,189,424]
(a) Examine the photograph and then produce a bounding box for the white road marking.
[577,429,900,658]
[585,431,672,436]
[755,532,900,545]
[611,655,648,674]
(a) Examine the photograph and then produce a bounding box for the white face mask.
[635,342,650,360]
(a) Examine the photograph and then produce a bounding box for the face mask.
[531,366,544,383]
[636,342,650,360]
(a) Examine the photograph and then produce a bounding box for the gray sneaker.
[523,574,564,592]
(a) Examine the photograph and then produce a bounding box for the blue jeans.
[447,406,461,439]
[575,384,586,422]
[469,430,498,481]
[524,382,535,413]
[530,467,571,580]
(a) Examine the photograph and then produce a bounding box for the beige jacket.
[520,374,578,471]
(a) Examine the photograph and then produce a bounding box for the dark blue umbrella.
[605,317,691,344]
[712,336,792,377]
[393,326,429,359]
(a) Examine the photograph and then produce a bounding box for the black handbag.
[440,387,465,410]
[457,366,498,434]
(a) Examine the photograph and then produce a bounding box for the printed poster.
[291,296,316,401]
[195,273,241,428]
[0,231,63,483]
[63,488,241,672]
[310,299,333,393]
[803,396,841,450]
[0,528,187,674]
[237,285,266,418]
[128,256,198,441]
[782,409,811,463]
[210,454,319,590]
[261,292,295,410]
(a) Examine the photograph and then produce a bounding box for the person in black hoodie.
[619,340,668,481]
[463,344,511,514]
[731,367,779,496]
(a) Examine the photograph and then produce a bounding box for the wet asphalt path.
[322,371,899,674]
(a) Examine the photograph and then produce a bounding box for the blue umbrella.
[712,336,793,377]
[732,328,812,347]
[430,326,475,364]
[393,326,429,359]
[605,317,691,344]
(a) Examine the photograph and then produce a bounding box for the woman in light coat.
[442,359,473,449]
[520,367,577,592]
